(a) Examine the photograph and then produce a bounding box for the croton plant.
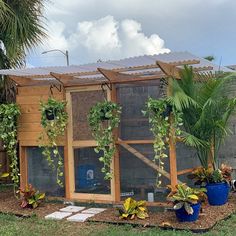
[188,164,232,185]
[19,184,45,209]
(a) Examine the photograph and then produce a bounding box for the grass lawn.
[0,213,236,236]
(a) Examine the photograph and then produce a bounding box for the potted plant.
[189,164,232,205]
[169,66,236,205]
[167,184,207,222]
[39,98,68,187]
[88,101,121,180]
[40,97,66,121]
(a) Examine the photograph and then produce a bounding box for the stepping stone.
[67,213,95,222]
[45,211,72,220]
[81,208,106,214]
[60,206,85,213]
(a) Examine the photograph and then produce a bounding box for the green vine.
[39,97,68,187]
[88,101,121,180]
[0,103,20,187]
[143,97,183,186]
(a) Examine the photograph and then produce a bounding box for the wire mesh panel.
[119,144,170,202]
[71,90,105,141]
[117,81,163,140]
[219,115,236,178]
[175,142,200,186]
[27,147,65,197]
[74,147,111,194]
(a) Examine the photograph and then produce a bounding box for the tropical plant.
[169,65,236,169]
[0,0,46,67]
[88,101,121,180]
[0,0,47,103]
[39,98,68,187]
[167,184,207,215]
[0,103,20,187]
[143,97,183,186]
[19,184,45,209]
[188,164,232,185]
[118,197,149,220]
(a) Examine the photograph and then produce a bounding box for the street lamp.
[42,49,69,66]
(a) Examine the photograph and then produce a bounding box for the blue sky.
[27,0,236,67]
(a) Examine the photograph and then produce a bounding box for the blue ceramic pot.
[206,182,229,206]
[175,202,201,222]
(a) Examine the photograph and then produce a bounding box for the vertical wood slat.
[19,146,28,188]
[65,91,74,199]
[110,85,121,202]
[167,78,178,189]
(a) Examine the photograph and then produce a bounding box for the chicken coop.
[0,52,233,204]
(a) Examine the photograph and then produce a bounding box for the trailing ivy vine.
[39,98,68,187]
[88,101,121,180]
[143,97,183,186]
[0,103,20,186]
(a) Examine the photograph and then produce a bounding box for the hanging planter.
[0,103,21,187]
[45,108,59,120]
[88,101,121,180]
[143,97,183,186]
[39,97,68,187]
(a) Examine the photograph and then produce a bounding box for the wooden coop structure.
[0,52,232,204]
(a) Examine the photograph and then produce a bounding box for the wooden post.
[110,84,121,202]
[167,78,178,190]
[19,145,28,188]
[65,91,74,199]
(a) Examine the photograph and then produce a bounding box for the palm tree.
[0,0,47,102]
[170,66,236,169]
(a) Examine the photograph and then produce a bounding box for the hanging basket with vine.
[0,103,21,187]
[143,97,183,186]
[39,97,68,187]
[88,101,121,180]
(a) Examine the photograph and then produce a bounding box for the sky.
[27,0,236,67]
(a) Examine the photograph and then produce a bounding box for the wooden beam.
[156,61,182,79]
[116,140,154,144]
[118,139,183,183]
[50,72,74,86]
[9,75,59,87]
[10,75,36,86]
[177,167,199,176]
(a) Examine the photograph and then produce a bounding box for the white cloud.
[38,15,170,65]
[119,19,170,57]
[45,21,68,50]
[29,0,236,66]
[69,16,121,53]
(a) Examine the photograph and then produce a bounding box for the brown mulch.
[89,194,236,232]
[0,189,65,218]
[1,188,236,232]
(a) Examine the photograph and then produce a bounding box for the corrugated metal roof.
[0,51,232,78]
[227,65,236,70]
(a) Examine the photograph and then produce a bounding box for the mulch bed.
[0,188,65,218]
[1,188,236,232]
[89,194,236,233]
